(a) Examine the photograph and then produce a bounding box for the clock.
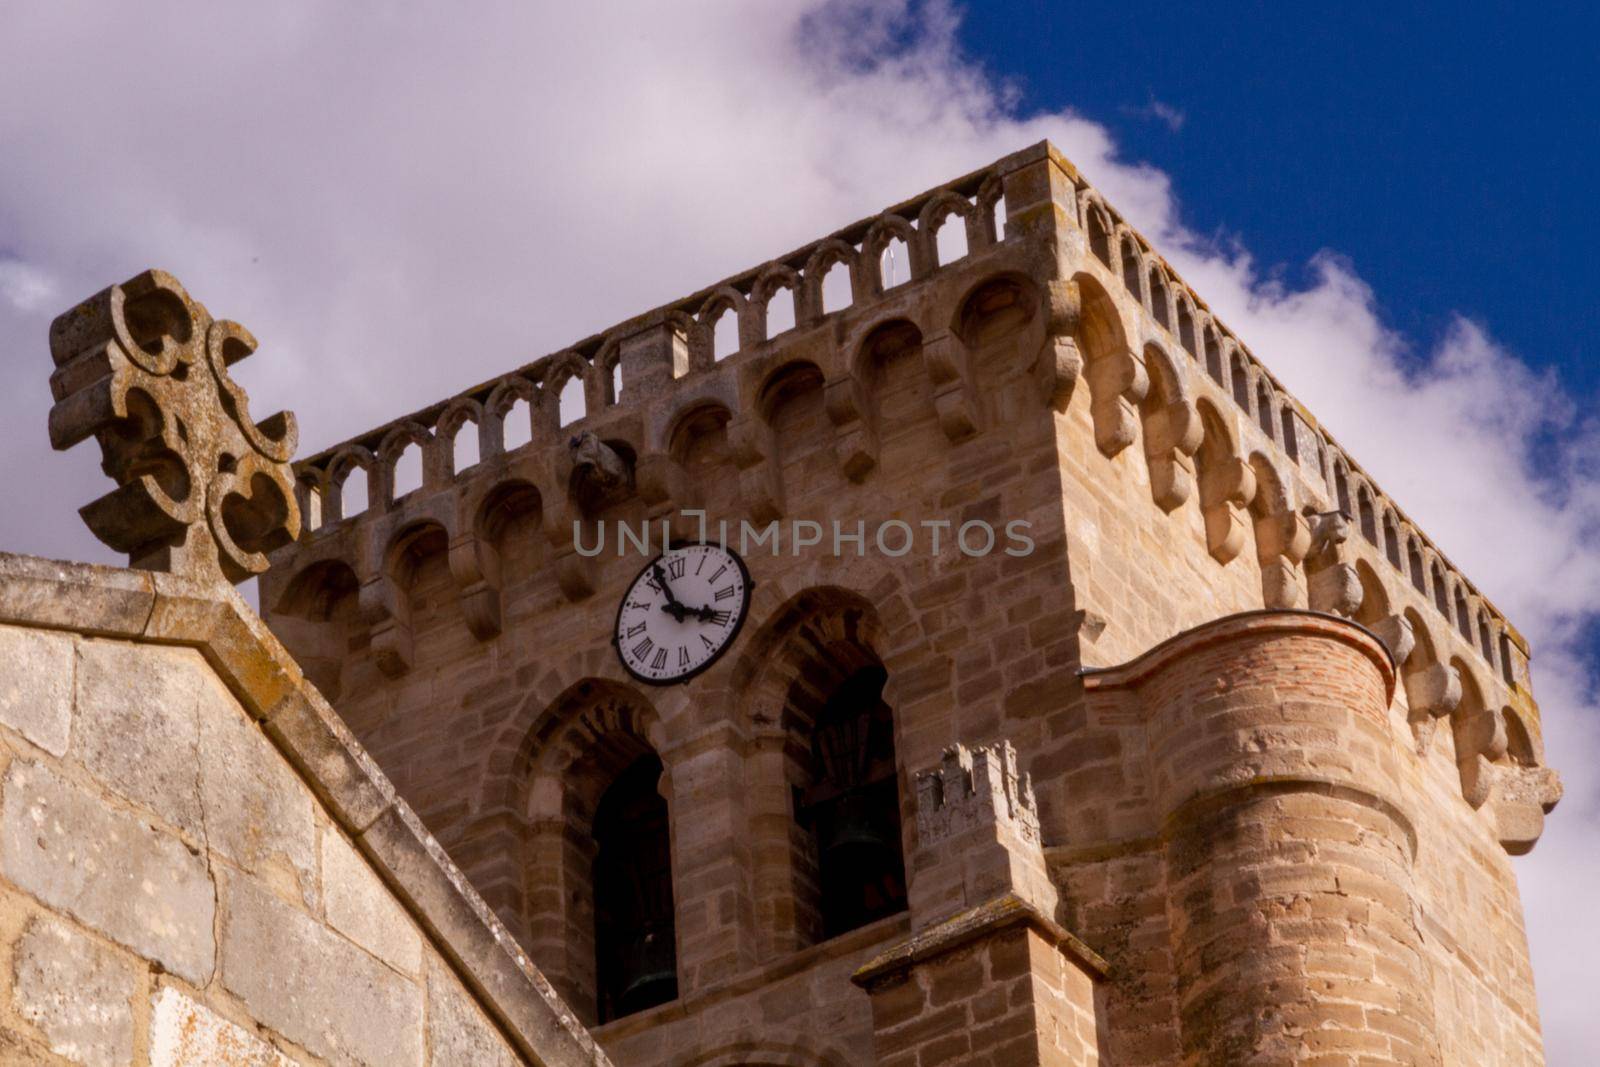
[613,542,752,685]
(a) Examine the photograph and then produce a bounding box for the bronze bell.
[617,920,677,1014]
[820,789,895,870]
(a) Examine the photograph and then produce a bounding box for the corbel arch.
[917,190,976,268]
[327,444,377,522]
[1073,272,1146,457]
[801,238,860,324]
[861,213,924,293]
[753,263,803,342]
[1139,342,1201,511]
[543,351,594,430]
[483,374,539,456]
[1117,229,1145,300]
[1450,659,1506,809]
[1247,451,1309,609]
[1398,607,1459,755]
[973,173,1004,248]
[1194,398,1255,563]
[438,396,486,478]
[1082,195,1114,267]
[377,420,433,508]
[694,285,753,364]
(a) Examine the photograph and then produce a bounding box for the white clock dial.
[613,543,751,685]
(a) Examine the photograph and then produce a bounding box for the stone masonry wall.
[0,622,529,1066]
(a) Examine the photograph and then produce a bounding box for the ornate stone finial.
[46,269,301,585]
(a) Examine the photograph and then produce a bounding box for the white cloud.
[0,258,56,312]
[1123,96,1187,132]
[1,0,1595,1058]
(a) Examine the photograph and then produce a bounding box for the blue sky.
[961,2,1599,396]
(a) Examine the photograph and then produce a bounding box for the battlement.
[915,740,1040,848]
[267,140,1544,793]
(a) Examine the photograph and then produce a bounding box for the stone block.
[149,987,294,1067]
[219,872,423,1067]
[426,954,521,1067]
[12,913,137,1067]
[261,686,396,835]
[0,623,73,756]
[70,639,206,837]
[195,671,316,906]
[0,553,153,640]
[322,828,422,975]
[1,760,214,984]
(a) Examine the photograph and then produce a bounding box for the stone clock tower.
[259,142,1561,1065]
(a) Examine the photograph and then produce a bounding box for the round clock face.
[614,542,751,685]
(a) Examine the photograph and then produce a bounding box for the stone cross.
[47,269,301,585]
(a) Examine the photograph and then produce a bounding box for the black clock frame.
[611,540,754,686]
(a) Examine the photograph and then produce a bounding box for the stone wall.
[0,554,605,1067]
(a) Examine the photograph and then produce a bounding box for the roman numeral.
[700,634,717,651]
[632,637,653,660]
[710,610,732,626]
[678,646,690,667]
[651,648,668,670]
[708,565,727,583]
[626,622,646,638]
[667,557,686,579]
[643,576,661,595]
[714,585,737,601]
[695,554,708,576]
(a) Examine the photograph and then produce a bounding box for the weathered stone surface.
[426,954,521,1067]
[0,622,73,756]
[219,872,423,1067]
[47,268,300,585]
[0,553,154,639]
[12,913,137,1067]
[71,639,205,836]
[261,686,396,835]
[0,760,214,984]
[195,670,316,906]
[149,987,294,1067]
[322,827,421,975]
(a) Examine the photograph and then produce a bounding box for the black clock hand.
[652,562,690,623]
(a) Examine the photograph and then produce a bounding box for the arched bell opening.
[794,663,907,940]
[592,751,678,1023]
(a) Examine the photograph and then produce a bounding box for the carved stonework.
[48,270,300,585]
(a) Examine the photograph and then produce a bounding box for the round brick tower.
[1093,612,1438,1065]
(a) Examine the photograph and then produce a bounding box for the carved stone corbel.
[1253,508,1311,610]
[1086,346,1148,457]
[1034,279,1082,410]
[727,414,784,523]
[922,331,981,442]
[359,574,413,678]
[448,532,503,641]
[541,489,596,602]
[1494,764,1563,854]
[1198,456,1255,564]
[1452,703,1507,809]
[824,373,878,481]
[1303,510,1361,617]
[1402,660,1460,756]
[1367,614,1416,666]
[1142,398,1201,511]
